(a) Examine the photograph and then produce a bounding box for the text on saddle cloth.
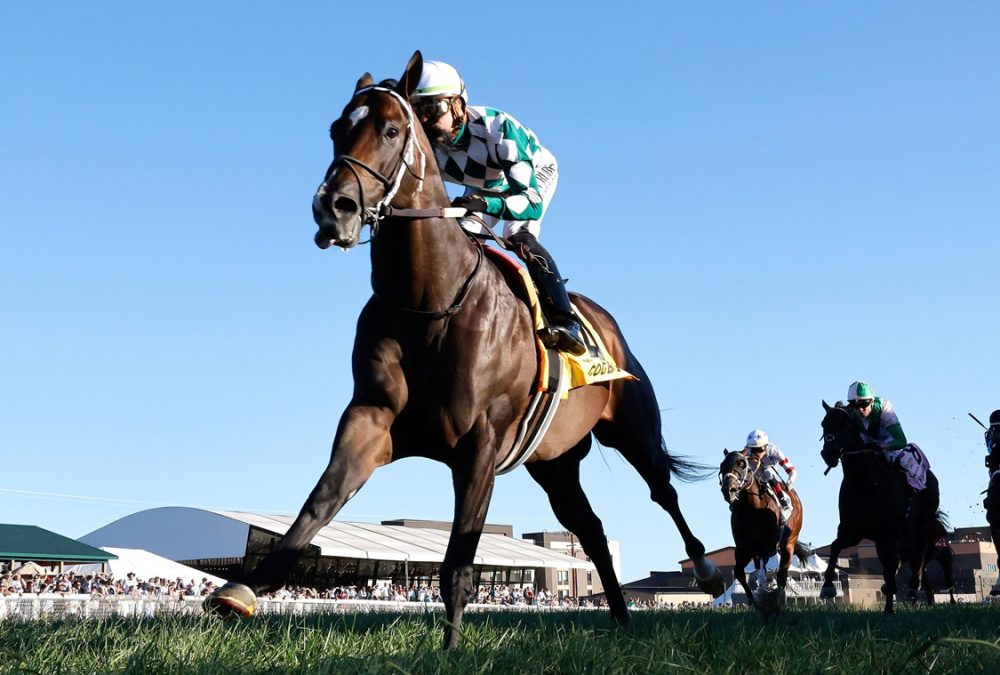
[480,246,635,399]
[896,443,930,491]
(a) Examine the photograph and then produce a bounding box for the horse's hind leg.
[594,380,722,597]
[526,435,630,627]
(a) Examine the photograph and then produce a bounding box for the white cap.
[746,429,769,449]
[413,60,467,102]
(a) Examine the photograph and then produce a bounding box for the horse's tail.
[794,540,814,561]
[660,438,715,482]
[934,509,951,531]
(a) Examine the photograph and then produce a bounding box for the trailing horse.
[719,449,804,620]
[205,51,723,648]
[818,401,940,612]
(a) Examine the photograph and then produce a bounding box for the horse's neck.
[370,174,479,316]
[741,476,772,510]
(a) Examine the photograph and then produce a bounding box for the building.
[79,508,593,590]
[521,530,621,599]
[0,524,116,573]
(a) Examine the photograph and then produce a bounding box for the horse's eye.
[386,126,400,140]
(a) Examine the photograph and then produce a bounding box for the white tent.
[711,553,826,607]
[63,547,226,586]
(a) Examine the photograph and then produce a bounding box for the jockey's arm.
[480,117,544,221]
[884,422,907,451]
[779,456,798,486]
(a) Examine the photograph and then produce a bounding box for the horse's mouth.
[314,227,357,251]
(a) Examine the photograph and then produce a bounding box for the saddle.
[480,245,634,475]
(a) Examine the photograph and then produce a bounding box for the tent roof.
[212,510,594,570]
[0,524,117,563]
[64,548,227,586]
[81,507,593,571]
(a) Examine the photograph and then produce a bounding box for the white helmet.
[413,60,467,102]
[746,429,769,449]
[848,381,875,401]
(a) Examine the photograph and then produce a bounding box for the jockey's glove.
[452,195,488,214]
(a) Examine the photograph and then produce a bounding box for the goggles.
[854,399,874,410]
[412,97,454,121]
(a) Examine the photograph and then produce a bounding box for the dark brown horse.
[206,51,723,648]
[719,450,803,615]
[818,401,940,612]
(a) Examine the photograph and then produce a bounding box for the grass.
[1,605,999,674]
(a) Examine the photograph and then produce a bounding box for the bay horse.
[206,51,723,648]
[719,450,803,616]
[818,401,940,612]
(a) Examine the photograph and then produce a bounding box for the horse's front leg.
[874,536,899,613]
[441,432,497,650]
[820,527,860,600]
[732,551,753,606]
[206,404,394,615]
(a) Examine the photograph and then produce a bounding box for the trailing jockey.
[742,429,797,523]
[408,59,587,356]
[846,380,931,493]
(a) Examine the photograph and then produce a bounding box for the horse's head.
[719,449,752,505]
[820,400,856,469]
[312,52,429,250]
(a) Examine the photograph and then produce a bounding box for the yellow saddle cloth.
[486,248,635,398]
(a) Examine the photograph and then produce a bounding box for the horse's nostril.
[334,196,358,214]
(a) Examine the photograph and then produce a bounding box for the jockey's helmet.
[848,381,874,402]
[412,61,467,102]
[746,429,769,451]
[990,410,1000,427]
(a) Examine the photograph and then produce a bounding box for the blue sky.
[2,3,998,584]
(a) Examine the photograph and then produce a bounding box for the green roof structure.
[0,524,117,564]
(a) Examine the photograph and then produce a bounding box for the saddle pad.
[481,246,635,399]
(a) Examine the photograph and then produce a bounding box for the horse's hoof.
[203,582,258,619]
[819,585,837,600]
[699,571,726,598]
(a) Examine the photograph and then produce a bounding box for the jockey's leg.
[508,229,586,356]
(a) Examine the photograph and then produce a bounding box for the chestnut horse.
[206,51,722,648]
[818,401,940,612]
[719,450,804,608]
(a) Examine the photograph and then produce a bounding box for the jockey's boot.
[508,231,587,356]
[773,483,793,521]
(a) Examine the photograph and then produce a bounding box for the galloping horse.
[818,401,940,612]
[719,450,804,611]
[206,51,722,648]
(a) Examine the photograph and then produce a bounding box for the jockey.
[986,410,1000,476]
[409,60,586,356]
[847,380,929,491]
[742,429,797,521]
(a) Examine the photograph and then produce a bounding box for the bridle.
[327,85,428,237]
[326,85,482,320]
[720,454,754,500]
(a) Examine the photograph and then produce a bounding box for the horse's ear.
[400,50,423,97]
[822,400,831,412]
[355,73,374,93]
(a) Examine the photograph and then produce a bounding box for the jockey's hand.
[452,195,488,214]
[863,441,882,451]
